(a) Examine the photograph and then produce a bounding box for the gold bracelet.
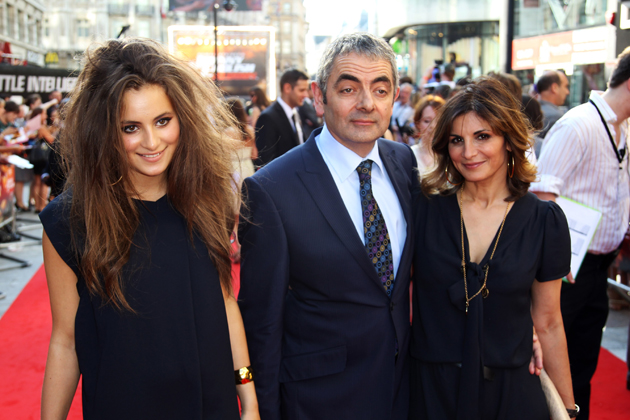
[235,366,254,385]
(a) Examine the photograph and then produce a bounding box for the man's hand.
[565,272,575,284]
[529,328,543,376]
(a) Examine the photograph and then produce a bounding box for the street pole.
[505,0,515,73]
[214,2,219,82]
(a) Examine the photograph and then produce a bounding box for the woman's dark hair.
[521,94,543,131]
[25,93,41,108]
[421,77,537,201]
[60,38,239,310]
[249,86,270,109]
[226,98,249,141]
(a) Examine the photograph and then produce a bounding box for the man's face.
[284,79,309,108]
[313,53,398,157]
[6,111,18,123]
[398,86,412,105]
[555,72,570,106]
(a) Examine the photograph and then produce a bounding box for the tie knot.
[356,159,373,178]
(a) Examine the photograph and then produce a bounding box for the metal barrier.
[608,278,630,303]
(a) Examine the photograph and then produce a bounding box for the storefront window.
[515,0,607,38]
[404,21,499,85]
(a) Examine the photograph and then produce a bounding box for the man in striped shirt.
[531,47,630,420]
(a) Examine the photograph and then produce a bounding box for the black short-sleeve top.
[409,191,571,367]
[39,192,239,420]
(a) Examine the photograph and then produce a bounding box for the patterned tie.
[356,160,395,297]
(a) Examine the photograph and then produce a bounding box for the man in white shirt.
[531,47,630,420]
[238,33,418,420]
[255,69,309,165]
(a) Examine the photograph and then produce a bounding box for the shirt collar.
[317,124,384,182]
[589,91,619,124]
[277,96,295,121]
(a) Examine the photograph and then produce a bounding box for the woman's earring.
[508,154,515,179]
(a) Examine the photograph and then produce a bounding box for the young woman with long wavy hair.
[39,38,259,420]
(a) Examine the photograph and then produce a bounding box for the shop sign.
[512,26,608,70]
[0,67,78,97]
[621,2,630,30]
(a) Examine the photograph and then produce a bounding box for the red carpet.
[1,263,628,419]
[590,347,630,419]
[0,265,82,419]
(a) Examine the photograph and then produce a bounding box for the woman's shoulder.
[518,192,569,232]
[39,189,73,229]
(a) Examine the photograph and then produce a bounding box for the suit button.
[390,301,395,312]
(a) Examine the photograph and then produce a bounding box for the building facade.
[511,0,624,107]
[0,0,45,66]
[42,0,163,69]
[376,0,505,85]
[267,0,307,72]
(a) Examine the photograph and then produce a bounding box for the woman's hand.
[528,328,543,376]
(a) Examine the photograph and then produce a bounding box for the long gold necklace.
[459,186,511,314]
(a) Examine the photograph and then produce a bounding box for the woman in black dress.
[40,39,259,420]
[409,78,576,419]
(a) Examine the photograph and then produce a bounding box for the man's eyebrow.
[372,76,391,85]
[334,73,360,87]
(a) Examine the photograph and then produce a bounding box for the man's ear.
[312,81,325,117]
[551,82,559,95]
[281,82,291,96]
[393,86,400,103]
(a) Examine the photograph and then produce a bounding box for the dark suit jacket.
[255,101,300,166]
[297,99,320,140]
[239,127,419,420]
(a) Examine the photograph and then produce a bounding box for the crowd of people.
[0,32,626,420]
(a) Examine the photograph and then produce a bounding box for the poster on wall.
[169,0,262,12]
[0,67,77,100]
[168,25,275,97]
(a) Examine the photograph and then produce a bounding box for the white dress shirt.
[277,97,304,144]
[315,125,407,276]
[530,91,630,254]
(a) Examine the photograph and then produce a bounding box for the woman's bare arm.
[531,278,575,409]
[41,231,81,420]
[223,287,260,419]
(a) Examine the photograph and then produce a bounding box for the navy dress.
[40,193,240,420]
[409,192,571,420]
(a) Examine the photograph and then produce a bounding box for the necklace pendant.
[465,301,469,314]
[482,287,489,298]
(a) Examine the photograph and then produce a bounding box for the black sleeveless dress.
[40,193,240,420]
[409,192,571,420]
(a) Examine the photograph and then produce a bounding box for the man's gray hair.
[316,32,398,104]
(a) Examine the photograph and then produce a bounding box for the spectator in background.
[434,84,452,100]
[536,70,570,139]
[226,98,257,187]
[441,64,455,88]
[1,101,31,212]
[521,94,545,157]
[255,69,309,165]
[410,94,445,176]
[298,82,321,140]
[531,47,630,420]
[247,86,270,129]
[391,82,415,143]
[488,71,522,100]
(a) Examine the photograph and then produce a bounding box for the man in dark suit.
[255,69,309,165]
[297,82,321,140]
[239,33,418,420]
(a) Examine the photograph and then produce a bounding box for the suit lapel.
[272,101,300,146]
[297,137,383,287]
[378,141,413,297]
